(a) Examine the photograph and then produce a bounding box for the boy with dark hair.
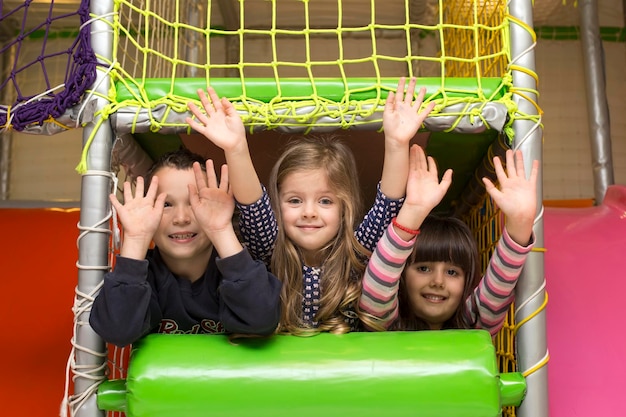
[90,148,282,347]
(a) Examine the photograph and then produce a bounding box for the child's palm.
[189,160,235,233]
[405,145,452,211]
[112,177,164,240]
[191,187,235,232]
[383,77,435,145]
[485,150,539,221]
[187,87,246,151]
[483,150,539,246]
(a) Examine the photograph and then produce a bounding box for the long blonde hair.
[268,134,374,335]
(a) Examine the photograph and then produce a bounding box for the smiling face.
[151,166,212,275]
[403,260,466,330]
[278,168,342,266]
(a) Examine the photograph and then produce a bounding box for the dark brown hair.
[145,147,206,187]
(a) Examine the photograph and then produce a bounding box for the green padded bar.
[499,372,527,407]
[97,379,127,413]
[97,330,526,417]
[115,77,506,102]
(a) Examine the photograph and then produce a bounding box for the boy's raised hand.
[483,149,539,246]
[189,160,236,235]
[111,176,166,259]
[383,77,436,147]
[186,87,247,153]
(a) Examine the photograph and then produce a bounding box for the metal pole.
[579,0,614,204]
[0,20,18,200]
[72,0,115,415]
[508,1,549,417]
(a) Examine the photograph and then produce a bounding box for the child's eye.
[415,265,430,273]
[319,197,333,205]
[446,268,463,277]
[287,197,302,204]
[163,201,172,208]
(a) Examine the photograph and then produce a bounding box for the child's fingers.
[408,144,427,171]
[129,177,142,201]
[385,90,396,109]
[514,150,527,178]
[199,90,215,115]
[395,77,406,103]
[426,155,438,175]
[186,101,209,127]
[221,97,237,116]
[207,87,223,112]
[205,159,218,188]
[413,85,427,108]
[109,193,123,211]
[404,77,417,104]
[528,159,540,186]
[192,161,208,191]
[219,164,231,194]
[154,192,166,209]
[143,175,160,201]
[493,154,507,182]
[421,100,436,116]
[186,101,200,117]
[503,149,517,179]
[188,183,199,206]
[482,176,497,195]
[440,168,453,188]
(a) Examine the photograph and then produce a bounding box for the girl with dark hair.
[360,146,538,335]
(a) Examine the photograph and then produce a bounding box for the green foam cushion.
[120,330,505,417]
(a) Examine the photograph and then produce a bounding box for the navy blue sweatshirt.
[90,247,282,346]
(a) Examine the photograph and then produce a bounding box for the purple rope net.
[0,0,97,132]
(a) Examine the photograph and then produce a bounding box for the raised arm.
[187,87,263,205]
[483,149,539,246]
[392,145,453,239]
[359,145,452,329]
[466,149,539,335]
[90,177,166,346]
[380,77,436,199]
[355,78,437,250]
[190,161,281,335]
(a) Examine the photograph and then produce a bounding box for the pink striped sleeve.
[359,224,415,329]
[465,228,535,336]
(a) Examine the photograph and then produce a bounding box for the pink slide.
[544,185,626,417]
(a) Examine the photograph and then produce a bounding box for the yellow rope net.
[81,0,539,136]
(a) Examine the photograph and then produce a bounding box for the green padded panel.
[97,330,526,417]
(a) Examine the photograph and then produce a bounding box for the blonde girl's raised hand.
[186,87,247,153]
[394,145,452,236]
[111,176,166,260]
[380,77,437,199]
[187,87,262,205]
[483,149,539,246]
[383,77,436,146]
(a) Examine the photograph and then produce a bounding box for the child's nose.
[430,271,445,288]
[301,202,318,218]
[173,206,191,224]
